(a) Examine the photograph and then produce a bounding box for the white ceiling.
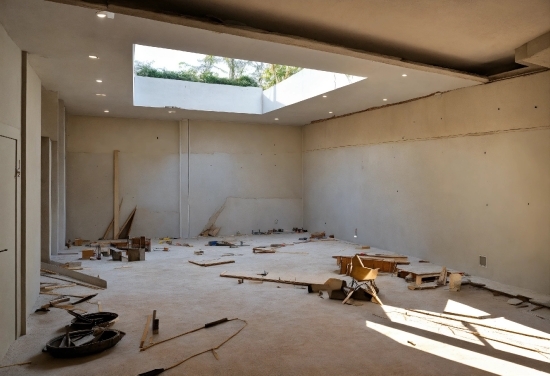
[0,0,485,125]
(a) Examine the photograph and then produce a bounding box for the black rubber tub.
[43,329,125,358]
[70,312,118,329]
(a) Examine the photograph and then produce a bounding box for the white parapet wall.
[262,69,364,113]
[133,69,364,115]
[134,75,263,114]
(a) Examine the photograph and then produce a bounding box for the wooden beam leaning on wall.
[113,150,119,239]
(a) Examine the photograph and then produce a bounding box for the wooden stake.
[113,150,119,239]
[140,315,152,348]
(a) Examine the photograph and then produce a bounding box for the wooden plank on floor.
[189,260,235,267]
[220,272,312,286]
[41,262,107,288]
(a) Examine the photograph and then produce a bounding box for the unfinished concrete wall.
[66,116,180,240]
[188,120,302,236]
[303,71,550,294]
[65,117,302,239]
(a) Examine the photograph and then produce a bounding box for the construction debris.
[507,298,524,305]
[310,231,325,239]
[189,259,235,267]
[220,272,310,286]
[253,247,276,253]
[41,262,107,289]
[35,297,70,312]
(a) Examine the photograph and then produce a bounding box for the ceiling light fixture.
[329,111,333,114]
[96,11,115,19]
[96,79,102,83]
[89,55,98,59]
[322,95,327,98]
[274,118,279,120]
[402,74,407,77]
[383,98,388,101]
[104,110,109,113]
[96,93,106,96]
[168,110,176,113]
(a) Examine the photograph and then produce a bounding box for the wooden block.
[81,249,95,259]
[74,238,83,246]
[127,248,145,262]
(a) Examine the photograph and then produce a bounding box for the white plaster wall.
[188,120,302,236]
[262,69,363,113]
[134,76,262,114]
[25,63,42,316]
[303,71,550,294]
[0,23,22,352]
[66,116,180,240]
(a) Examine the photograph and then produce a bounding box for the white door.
[0,135,17,359]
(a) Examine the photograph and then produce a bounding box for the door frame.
[0,134,19,341]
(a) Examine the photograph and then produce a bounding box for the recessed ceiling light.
[329,111,333,114]
[322,95,327,98]
[89,55,98,59]
[383,98,388,101]
[104,110,109,113]
[96,93,106,96]
[274,118,279,120]
[96,11,115,19]
[402,74,407,77]
[168,110,176,113]
[96,79,102,83]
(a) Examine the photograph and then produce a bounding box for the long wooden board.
[113,150,119,239]
[41,262,107,288]
[220,272,312,286]
[189,260,235,267]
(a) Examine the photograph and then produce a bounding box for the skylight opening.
[132,44,365,115]
[134,44,302,90]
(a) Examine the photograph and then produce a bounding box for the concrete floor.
[1,235,550,375]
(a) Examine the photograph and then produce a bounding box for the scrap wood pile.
[334,252,410,274]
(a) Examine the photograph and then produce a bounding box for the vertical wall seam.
[187,119,190,238]
[179,120,182,238]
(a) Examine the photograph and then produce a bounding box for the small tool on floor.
[257,270,268,277]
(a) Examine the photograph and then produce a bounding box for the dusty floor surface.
[1,234,550,376]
